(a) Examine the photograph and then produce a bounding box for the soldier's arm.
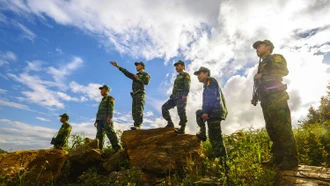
[119,67,135,80]
[183,73,191,96]
[271,55,289,77]
[202,79,219,114]
[106,97,115,119]
[262,55,288,81]
[139,73,150,85]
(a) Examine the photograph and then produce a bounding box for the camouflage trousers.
[196,109,227,157]
[131,93,145,127]
[260,92,298,161]
[96,120,121,151]
[162,97,187,125]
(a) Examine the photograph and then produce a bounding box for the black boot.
[279,155,298,170]
[196,132,207,141]
[174,125,185,134]
[164,121,174,128]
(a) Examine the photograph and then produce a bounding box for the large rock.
[0,149,68,184]
[103,149,129,172]
[279,165,330,186]
[67,138,102,178]
[121,128,205,175]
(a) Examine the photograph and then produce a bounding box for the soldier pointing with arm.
[252,40,298,170]
[162,60,191,134]
[110,61,150,130]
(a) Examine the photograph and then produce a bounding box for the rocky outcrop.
[103,149,129,172]
[0,149,68,184]
[121,128,205,175]
[279,165,330,186]
[67,138,102,178]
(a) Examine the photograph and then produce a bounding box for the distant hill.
[0,148,7,154]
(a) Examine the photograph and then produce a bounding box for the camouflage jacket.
[96,95,115,121]
[171,72,191,98]
[119,67,150,93]
[258,54,289,96]
[203,77,228,120]
[55,122,72,148]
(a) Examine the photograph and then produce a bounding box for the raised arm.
[110,61,135,80]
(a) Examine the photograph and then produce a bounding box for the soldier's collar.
[262,54,272,61]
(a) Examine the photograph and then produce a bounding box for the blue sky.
[0,0,330,151]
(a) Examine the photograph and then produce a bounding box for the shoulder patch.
[186,74,190,80]
[109,97,115,102]
[207,80,211,87]
[145,74,150,79]
[273,54,283,63]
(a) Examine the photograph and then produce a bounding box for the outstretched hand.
[110,61,119,68]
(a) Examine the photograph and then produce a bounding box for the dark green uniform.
[96,95,121,151]
[162,71,191,126]
[257,53,298,167]
[118,67,150,128]
[54,122,72,149]
[196,77,228,157]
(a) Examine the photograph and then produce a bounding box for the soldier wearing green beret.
[162,60,191,134]
[54,113,72,150]
[110,61,150,130]
[194,67,228,158]
[94,85,121,151]
[252,40,298,170]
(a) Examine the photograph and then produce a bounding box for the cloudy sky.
[0,0,329,151]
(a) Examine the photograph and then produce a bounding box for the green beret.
[173,60,185,66]
[99,85,110,91]
[194,66,210,76]
[253,40,274,53]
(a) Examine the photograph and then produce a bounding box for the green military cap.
[99,84,110,91]
[173,60,185,66]
[59,113,69,119]
[134,62,145,68]
[253,40,275,53]
[194,66,210,76]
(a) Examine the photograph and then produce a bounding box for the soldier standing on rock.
[110,61,150,130]
[54,113,72,150]
[94,85,121,152]
[251,40,298,170]
[194,67,228,158]
[162,60,191,134]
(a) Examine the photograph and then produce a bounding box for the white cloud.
[69,81,103,102]
[0,119,56,151]
[25,60,43,72]
[0,89,7,94]
[0,51,17,66]
[47,56,83,82]
[0,98,33,111]
[55,48,63,54]
[36,117,51,122]
[1,0,330,136]
[12,21,36,42]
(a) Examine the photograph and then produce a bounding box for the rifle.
[251,58,261,106]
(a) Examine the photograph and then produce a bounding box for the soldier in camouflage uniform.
[162,60,191,134]
[110,61,150,130]
[54,113,72,150]
[252,40,298,170]
[94,85,121,151]
[194,67,228,158]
